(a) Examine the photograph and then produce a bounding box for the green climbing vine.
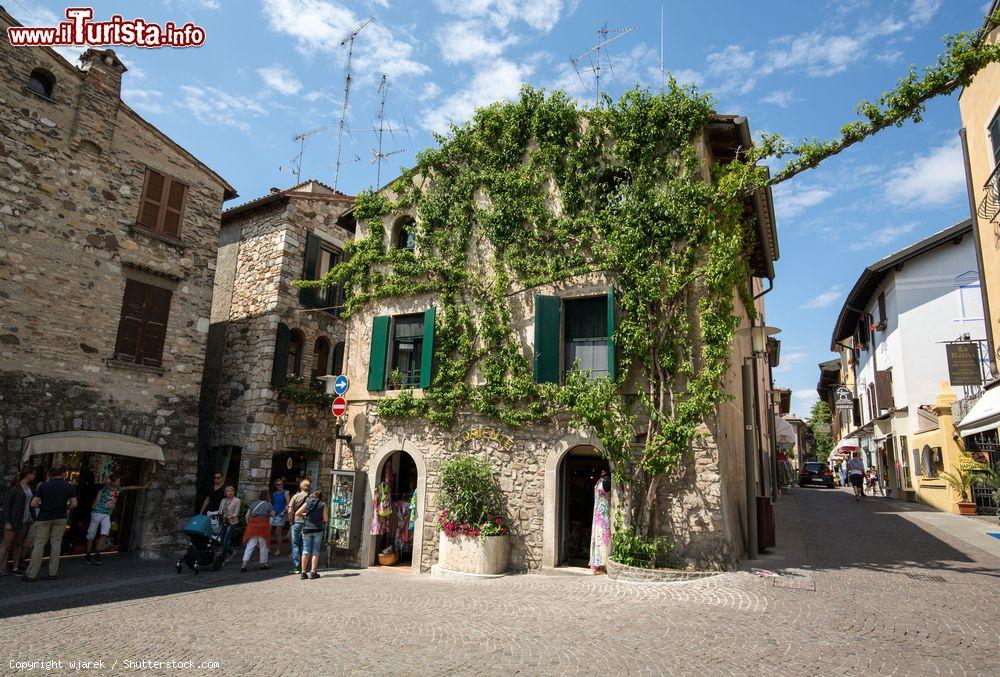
[301,12,1000,540]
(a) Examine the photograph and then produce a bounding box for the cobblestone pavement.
[1,488,999,675]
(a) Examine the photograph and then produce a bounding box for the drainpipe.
[742,362,759,559]
[960,128,996,376]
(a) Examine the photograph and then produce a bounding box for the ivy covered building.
[326,89,781,573]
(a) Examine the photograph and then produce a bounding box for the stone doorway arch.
[541,432,607,569]
[364,439,427,573]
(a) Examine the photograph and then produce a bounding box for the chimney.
[71,49,127,153]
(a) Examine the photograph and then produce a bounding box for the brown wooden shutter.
[139,285,172,366]
[114,279,147,361]
[875,369,894,410]
[138,170,165,229]
[876,293,887,325]
[160,179,187,236]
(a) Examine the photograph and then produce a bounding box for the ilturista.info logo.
[7,7,206,48]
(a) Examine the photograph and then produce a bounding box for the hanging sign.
[946,342,982,387]
[333,375,349,395]
[834,386,854,411]
[331,397,348,417]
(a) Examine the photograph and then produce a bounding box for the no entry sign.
[331,397,348,417]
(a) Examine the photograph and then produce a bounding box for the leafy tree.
[808,400,833,463]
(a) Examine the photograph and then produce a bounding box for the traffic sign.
[333,375,349,395]
[331,397,348,417]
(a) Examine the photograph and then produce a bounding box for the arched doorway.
[370,450,419,568]
[557,445,610,566]
[270,449,320,493]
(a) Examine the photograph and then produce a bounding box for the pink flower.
[495,518,502,525]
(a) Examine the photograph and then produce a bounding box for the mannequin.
[589,470,611,573]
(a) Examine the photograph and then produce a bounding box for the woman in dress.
[589,471,612,574]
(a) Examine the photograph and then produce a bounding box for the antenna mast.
[570,23,636,108]
[333,17,374,192]
[371,74,408,186]
[660,3,665,90]
[284,127,328,182]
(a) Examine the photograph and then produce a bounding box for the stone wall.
[0,20,231,556]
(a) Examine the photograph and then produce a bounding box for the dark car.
[799,462,834,488]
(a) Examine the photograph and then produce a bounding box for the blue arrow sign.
[333,375,349,395]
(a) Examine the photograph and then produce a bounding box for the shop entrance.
[270,449,320,493]
[32,452,146,555]
[558,446,610,566]
[370,450,418,568]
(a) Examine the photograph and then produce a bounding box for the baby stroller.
[176,514,225,574]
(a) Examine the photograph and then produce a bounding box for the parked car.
[799,462,835,488]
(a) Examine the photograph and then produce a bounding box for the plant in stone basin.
[436,456,510,539]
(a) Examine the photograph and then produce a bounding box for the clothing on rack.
[589,475,611,571]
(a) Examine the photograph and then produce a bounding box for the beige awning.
[957,385,1000,437]
[21,431,165,463]
[774,415,796,450]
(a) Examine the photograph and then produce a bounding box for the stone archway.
[364,438,428,573]
[541,431,604,569]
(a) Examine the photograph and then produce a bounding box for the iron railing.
[978,161,1000,224]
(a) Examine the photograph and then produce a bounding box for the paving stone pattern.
[1,488,999,675]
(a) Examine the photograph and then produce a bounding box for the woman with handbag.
[218,486,241,563]
[0,467,36,575]
[241,490,275,572]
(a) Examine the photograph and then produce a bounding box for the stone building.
[200,180,354,502]
[332,113,779,574]
[0,7,235,556]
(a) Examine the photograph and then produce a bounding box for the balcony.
[978,161,1000,224]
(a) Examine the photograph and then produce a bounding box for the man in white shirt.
[847,451,867,501]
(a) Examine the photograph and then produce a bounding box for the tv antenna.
[660,3,665,90]
[570,23,636,107]
[280,127,328,182]
[333,17,374,192]
[350,74,411,186]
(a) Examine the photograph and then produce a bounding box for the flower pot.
[437,533,509,575]
[957,501,977,516]
[378,551,399,566]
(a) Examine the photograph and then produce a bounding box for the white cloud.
[180,85,268,131]
[773,350,808,374]
[261,0,428,80]
[773,184,833,218]
[911,0,942,25]
[122,88,169,115]
[433,0,568,33]
[422,58,533,133]
[419,82,442,101]
[258,65,303,95]
[761,90,795,108]
[801,285,843,310]
[875,49,903,65]
[436,20,518,64]
[848,222,918,251]
[793,390,819,410]
[885,138,966,208]
[671,69,703,87]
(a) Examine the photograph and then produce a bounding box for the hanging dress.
[589,478,612,570]
[370,481,392,536]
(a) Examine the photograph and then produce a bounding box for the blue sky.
[10,0,991,414]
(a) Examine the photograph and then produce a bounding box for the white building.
[829,219,987,496]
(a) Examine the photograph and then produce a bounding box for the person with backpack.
[241,490,275,572]
[286,478,311,574]
[295,489,328,580]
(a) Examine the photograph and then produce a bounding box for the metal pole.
[742,362,759,559]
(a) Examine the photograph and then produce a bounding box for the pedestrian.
[847,451,866,502]
[0,467,36,575]
[218,485,241,563]
[200,471,226,515]
[24,465,78,582]
[241,490,275,572]
[868,467,881,496]
[295,489,328,580]
[269,479,289,557]
[839,463,848,488]
[287,478,311,575]
[84,474,149,565]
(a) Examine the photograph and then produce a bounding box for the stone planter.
[436,533,509,575]
[957,501,977,516]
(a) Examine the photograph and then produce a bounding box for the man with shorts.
[847,451,867,501]
[287,478,311,574]
[84,474,148,565]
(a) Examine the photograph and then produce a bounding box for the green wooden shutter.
[299,232,320,307]
[420,307,436,389]
[607,287,616,381]
[367,315,390,391]
[534,295,561,384]
[271,322,291,388]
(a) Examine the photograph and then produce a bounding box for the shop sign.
[946,342,982,387]
[331,397,348,417]
[834,386,853,410]
[452,427,515,452]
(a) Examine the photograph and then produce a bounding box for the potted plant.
[387,368,405,391]
[939,467,979,516]
[435,455,510,576]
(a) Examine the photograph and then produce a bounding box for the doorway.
[558,446,610,566]
[371,450,418,568]
[270,449,319,493]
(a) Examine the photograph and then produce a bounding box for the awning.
[829,437,859,461]
[957,386,1000,436]
[21,431,165,463]
[774,415,796,450]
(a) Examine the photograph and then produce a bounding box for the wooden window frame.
[136,168,189,238]
[111,278,172,369]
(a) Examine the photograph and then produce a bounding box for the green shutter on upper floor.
[607,287,616,381]
[420,306,436,389]
[534,295,561,384]
[270,322,291,388]
[367,315,390,391]
[299,232,320,307]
